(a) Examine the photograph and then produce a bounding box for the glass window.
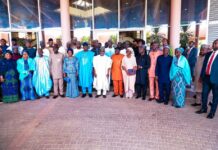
[40,0,61,29]
[10,0,39,29]
[94,0,118,29]
[120,0,145,28]
[94,30,118,44]
[70,0,92,29]
[147,0,170,27]
[181,0,208,24]
[0,0,9,29]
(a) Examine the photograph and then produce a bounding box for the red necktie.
[206,52,216,75]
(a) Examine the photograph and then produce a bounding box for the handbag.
[127,69,136,75]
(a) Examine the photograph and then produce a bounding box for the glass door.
[11,32,38,48]
[119,30,143,42]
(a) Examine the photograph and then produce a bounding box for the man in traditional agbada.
[76,42,95,98]
[33,49,52,99]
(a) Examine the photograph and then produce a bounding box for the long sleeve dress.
[63,57,79,98]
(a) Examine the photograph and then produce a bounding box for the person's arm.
[107,58,112,77]
[121,57,127,73]
[28,59,35,74]
[16,59,27,74]
[133,57,137,71]
[200,53,210,81]
[155,57,160,79]
[145,55,151,70]
[63,58,67,77]
[75,58,79,76]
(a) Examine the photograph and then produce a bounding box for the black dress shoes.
[53,95,58,99]
[191,103,201,107]
[88,94,93,98]
[95,95,101,98]
[82,94,86,98]
[196,109,207,114]
[136,96,141,99]
[207,113,215,119]
[46,96,50,99]
[149,98,154,101]
[120,95,124,98]
[164,101,169,105]
[60,95,65,98]
[112,94,118,97]
[103,95,106,98]
[142,97,146,100]
[156,99,164,103]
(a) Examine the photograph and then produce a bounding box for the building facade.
[0,0,213,49]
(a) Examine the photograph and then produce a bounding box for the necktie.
[206,52,216,75]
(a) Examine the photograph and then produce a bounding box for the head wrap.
[127,47,135,56]
[67,48,73,53]
[176,47,184,54]
[82,42,89,47]
[22,49,29,55]
[163,46,170,50]
[5,50,13,56]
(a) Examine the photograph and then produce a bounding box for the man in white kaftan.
[93,47,112,98]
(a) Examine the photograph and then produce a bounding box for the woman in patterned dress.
[63,49,79,98]
[17,50,36,101]
[0,50,19,103]
[170,48,191,108]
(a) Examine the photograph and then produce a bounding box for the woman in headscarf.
[170,47,191,108]
[121,47,137,98]
[63,48,79,98]
[17,50,36,101]
[0,50,19,103]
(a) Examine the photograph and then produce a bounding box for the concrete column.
[170,0,182,51]
[60,0,71,49]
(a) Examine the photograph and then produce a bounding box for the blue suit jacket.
[200,51,218,84]
[183,47,198,76]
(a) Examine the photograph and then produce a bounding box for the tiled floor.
[0,93,217,150]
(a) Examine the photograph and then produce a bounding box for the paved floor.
[0,93,217,150]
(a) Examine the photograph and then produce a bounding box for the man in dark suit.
[136,45,150,100]
[196,39,218,119]
[183,41,198,78]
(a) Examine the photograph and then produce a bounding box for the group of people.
[0,37,218,119]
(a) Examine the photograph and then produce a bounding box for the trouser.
[149,77,159,99]
[53,78,64,96]
[113,80,123,95]
[126,90,134,98]
[201,75,218,115]
[158,82,171,102]
[136,83,147,98]
[82,86,92,94]
[194,92,202,104]
[97,90,107,95]
[0,85,2,102]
